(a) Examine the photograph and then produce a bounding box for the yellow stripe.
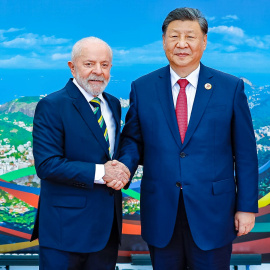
[91,99,100,105]
[0,239,39,253]
[104,128,108,138]
[98,115,103,124]
[258,192,270,208]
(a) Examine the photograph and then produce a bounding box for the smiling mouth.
[176,53,189,57]
[89,79,104,83]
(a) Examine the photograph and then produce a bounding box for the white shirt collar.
[170,64,200,89]
[73,78,105,104]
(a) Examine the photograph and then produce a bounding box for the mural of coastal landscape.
[0,0,270,264]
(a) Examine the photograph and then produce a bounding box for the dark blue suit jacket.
[119,64,258,251]
[31,79,122,253]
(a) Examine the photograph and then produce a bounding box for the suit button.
[180,152,187,158]
[176,182,181,188]
[109,191,114,196]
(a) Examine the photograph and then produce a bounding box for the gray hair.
[71,37,113,61]
[162,8,208,35]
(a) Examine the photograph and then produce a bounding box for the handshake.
[103,160,131,190]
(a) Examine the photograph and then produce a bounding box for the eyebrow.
[169,28,195,33]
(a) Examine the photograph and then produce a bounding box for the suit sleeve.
[119,82,143,181]
[232,79,259,213]
[33,98,96,189]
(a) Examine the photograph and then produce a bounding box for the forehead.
[166,20,203,34]
[77,42,111,62]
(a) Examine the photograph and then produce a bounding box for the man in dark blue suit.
[119,8,258,270]
[31,37,130,270]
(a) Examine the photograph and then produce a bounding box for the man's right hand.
[103,160,130,190]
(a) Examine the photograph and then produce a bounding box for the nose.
[93,63,103,75]
[176,38,187,48]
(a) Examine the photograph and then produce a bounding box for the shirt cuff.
[94,164,105,184]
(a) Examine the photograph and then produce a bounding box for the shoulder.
[202,64,242,84]
[133,66,169,85]
[103,92,121,108]
[104,92,119,102]
[37,80,73,106]
[35,82,71,113]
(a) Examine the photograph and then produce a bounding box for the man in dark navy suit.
[31,37,130,270]
[119,8,258,270]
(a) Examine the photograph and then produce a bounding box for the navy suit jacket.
[119,64,258,251]
[31,79,122,253]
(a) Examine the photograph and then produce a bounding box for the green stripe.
[122,189,140,200]
[251,223,270,233]
[100,117,104,128]
[0,166,36,182]
[0,167,142,202]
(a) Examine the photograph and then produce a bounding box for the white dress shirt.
[73,79,116,184]
[170,64,200,123]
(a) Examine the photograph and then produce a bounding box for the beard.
[75,72,109,96]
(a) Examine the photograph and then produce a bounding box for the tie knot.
[90,97,101,108]
[177,79,189,89]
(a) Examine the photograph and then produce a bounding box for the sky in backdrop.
[0,0,269,103]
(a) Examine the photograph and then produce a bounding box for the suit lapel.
[66,79,111,159]
[182,64,214,149]
[157,66,182,148]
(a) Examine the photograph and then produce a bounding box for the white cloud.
[113,41,167,65]
[203,51,270,73]
[5,28,25,33]
[0,28,24,41]
[208,25,270,50]
[245,37,267,49]
[0,28,24,35]
[0,53,71,69]
[1,33,70,49]
[222,15,239,21]
[209,26,244,37]
[206,16,216,21]
[52,53,70,60]
[0,29,72,68]
[224,45,238,52]
[0,55,52,69]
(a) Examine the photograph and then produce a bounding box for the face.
[68,42,112,96]
[163,20,207,77]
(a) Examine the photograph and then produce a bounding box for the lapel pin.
[204,83,212,90]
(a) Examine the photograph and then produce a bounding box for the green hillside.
[0,112,33,126]
[16,96,40,103]
[251,97,270,130]
[0,121,32,147]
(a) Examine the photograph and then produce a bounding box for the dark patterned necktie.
[90,97,110,153]
[176,79,189,143]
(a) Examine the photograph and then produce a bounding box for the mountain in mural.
[0,96,42,117]
[0,80,269,167]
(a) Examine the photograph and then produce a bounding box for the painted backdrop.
[0,0,270,263]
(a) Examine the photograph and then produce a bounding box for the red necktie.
[176,79,189,143]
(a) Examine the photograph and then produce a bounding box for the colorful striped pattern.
[90,97,110,154]
[0,165,270,261]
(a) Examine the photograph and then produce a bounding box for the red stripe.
[118,250,149,257]
[0,226,31,240]
[233,237,270,254]
[256,205,270,217]
[122,223,141,235]
[123,219,141,225]
[0,186,39,208]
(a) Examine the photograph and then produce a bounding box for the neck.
[171,64,199,78]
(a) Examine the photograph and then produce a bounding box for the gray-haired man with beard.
[31,37,130,270]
